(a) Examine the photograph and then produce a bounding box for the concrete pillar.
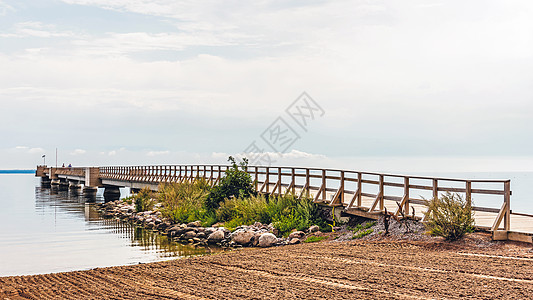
[85,167,102,188]
[69,180,82,189]
[41,176,51,187]
[83,186,98,199]
[103,186,121,202]
[58,179,69,191]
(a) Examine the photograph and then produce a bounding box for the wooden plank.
[368,190,383,213]
[491,201,508,231]
[313,184,324,203]
[508,232,533,244]
[470,189,505,195]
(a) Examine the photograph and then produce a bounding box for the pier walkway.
[35,165,533,243]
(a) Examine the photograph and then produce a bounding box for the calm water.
[0,174,210,277]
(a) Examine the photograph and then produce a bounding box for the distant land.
[0,170,35,174]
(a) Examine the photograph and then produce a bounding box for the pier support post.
[41,176,51,187]
[103,186,121,202]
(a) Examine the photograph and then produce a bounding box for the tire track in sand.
[209,262,432,300]
[293,255,533,284]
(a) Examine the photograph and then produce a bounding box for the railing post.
[466,180,472,208]
[265,167,270,193]
[254,166,259,191]
[278,167,282,195]
[305,168,310,196]
[291,168,296,195]
[357,172,362,207]
[322,169,326,202]
[404,177,410,215]
[339,171,345,204]
[379,174,384,211]
[504,180,511,231]
[432,179,438,200]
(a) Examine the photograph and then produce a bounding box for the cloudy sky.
[1,0,532,172]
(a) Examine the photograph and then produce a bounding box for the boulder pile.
[96,200,320,249]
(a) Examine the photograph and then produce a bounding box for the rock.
[288,231,305,239]
[232,230,255,246]
[207,230,225,244]
[258,233,277,248]
[289,238,301,245]
[196,232,206,239]
[204,228,216,235]
[308,225,320,233]
[183,231,197,239]
[184,227,197,232]
[187,221,202,227]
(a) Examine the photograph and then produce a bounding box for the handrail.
[40,164,513,232]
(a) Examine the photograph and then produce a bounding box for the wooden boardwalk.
[36,165,533,243]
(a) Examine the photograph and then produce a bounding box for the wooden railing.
[98,165,511,232]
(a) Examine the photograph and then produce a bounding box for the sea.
[0,173,210,277]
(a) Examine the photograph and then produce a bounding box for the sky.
[1,0,532,173]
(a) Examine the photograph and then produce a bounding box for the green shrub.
[214,193,326,237]
[304,236,326,243]
[134,187,155,212]
[205,156,256,211]
[353,228,374,239]
[267,194,325,236]
[158,180,210,223]
[423,192,475,241]
[216,195,270,226]
[123,195,134,205]
[352,221,376,233]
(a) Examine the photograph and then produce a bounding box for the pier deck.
[35,165,533,243]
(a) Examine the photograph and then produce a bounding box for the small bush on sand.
[423,192,475,241]
[134,187,155,212]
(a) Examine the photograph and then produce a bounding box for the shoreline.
[2,236,532,299]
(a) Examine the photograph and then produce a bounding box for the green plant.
[205,156,256,211]
[353,228,374,239]
[303,236,326,243]
[423,192,475,241]
[267,194,326,236]
[352,221,376,233]
[158,180,211,223]
[134,187,155,212]
[216,195,270,226]
[122,195,134,205]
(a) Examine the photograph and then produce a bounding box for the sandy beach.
[2,233,532,300]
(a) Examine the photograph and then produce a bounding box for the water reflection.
[0,180,220,276]
[35,184,213,258]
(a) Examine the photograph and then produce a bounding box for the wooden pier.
[35,165,533,243]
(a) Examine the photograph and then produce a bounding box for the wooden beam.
[368,190,383,213]
[491,201,508,231]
